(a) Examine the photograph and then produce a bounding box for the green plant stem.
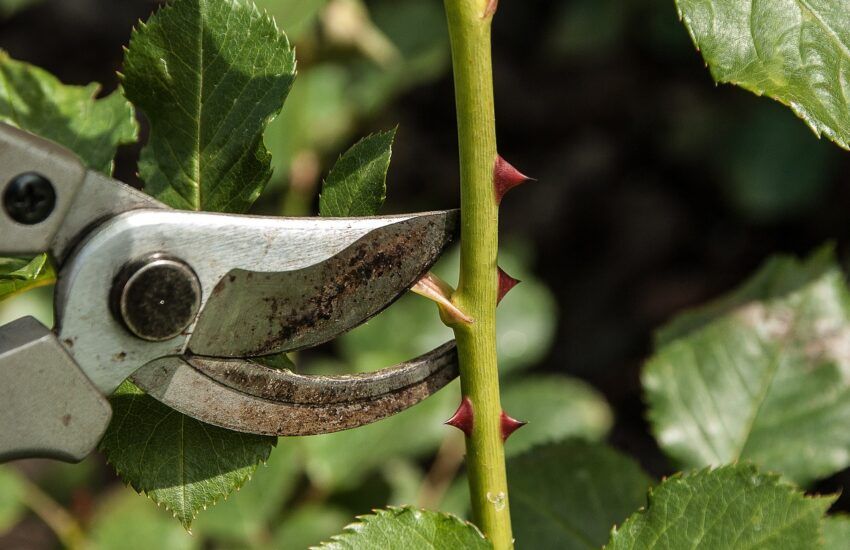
[17,474,87,549]
[443,1,512,548]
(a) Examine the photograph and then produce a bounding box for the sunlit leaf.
[646,248,850,485]
[99,0,297,524]
[0,50,137,174]
[0,255,54,302]
[677,0,850,150]
[99,381,276,529]
[123,0,296,212]
[315,507,490,549]
[319,128,395,217]
[607,465,834,549]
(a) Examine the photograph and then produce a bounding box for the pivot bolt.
[3,172,56,225]
[111,255,202,342]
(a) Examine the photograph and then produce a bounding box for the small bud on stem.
[412,272,474,324]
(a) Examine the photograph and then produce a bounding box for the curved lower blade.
[131,342,458,436]
[188,210,457,357]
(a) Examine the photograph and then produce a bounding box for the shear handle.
[0,317,111,462]
[0,124,87,256]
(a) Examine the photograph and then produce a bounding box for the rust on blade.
[131,342,459,436]
[190,341,458,405]
[189,211,458,357]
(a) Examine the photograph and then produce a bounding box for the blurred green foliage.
[0,468,25,533]
[0,237,589,548]
[0,0,641,547]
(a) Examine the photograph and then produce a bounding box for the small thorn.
[411,272,474,324]
[497,266,520,304]
[483,0,498,18]
[445,397,474,437]
[494,155,534,204]
[500,411,527,441]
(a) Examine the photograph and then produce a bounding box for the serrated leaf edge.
[318,127,397,215]
[603,463,837,548]
[673,0,850,151]
[102,438,275,530]
[310,505,488,549]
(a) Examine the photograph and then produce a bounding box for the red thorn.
[483,0,498,18]
[494,155,533,204]
[497,266,520,304]
[445,397,474,437]
[500,411,527,441]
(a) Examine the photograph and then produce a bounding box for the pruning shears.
[0,123,460,462]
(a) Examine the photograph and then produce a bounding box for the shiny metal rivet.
[111,255,202,342]
[3,172,56,225]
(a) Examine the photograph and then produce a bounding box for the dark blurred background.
[1,0,850,547]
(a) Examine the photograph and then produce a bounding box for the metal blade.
[131,342,459,436]
[56,209,457,394]
[188,210,458,357]
[52,170,167,262]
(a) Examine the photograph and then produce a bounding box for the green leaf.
[315,507,490,549]
[90,489,199,550]
[501,375,613,457]
[123,0,296,212]
[0,254,54,302]
[824,515,850,549]
[192,443,300,543]
[607,464,834,549]
[98,381,276,529]
[676,0,850,150]
[319,129,395,217]
[646,248,850,485]
[0,466,26,535]
[508,441,652,550]
[0,50,137,174]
